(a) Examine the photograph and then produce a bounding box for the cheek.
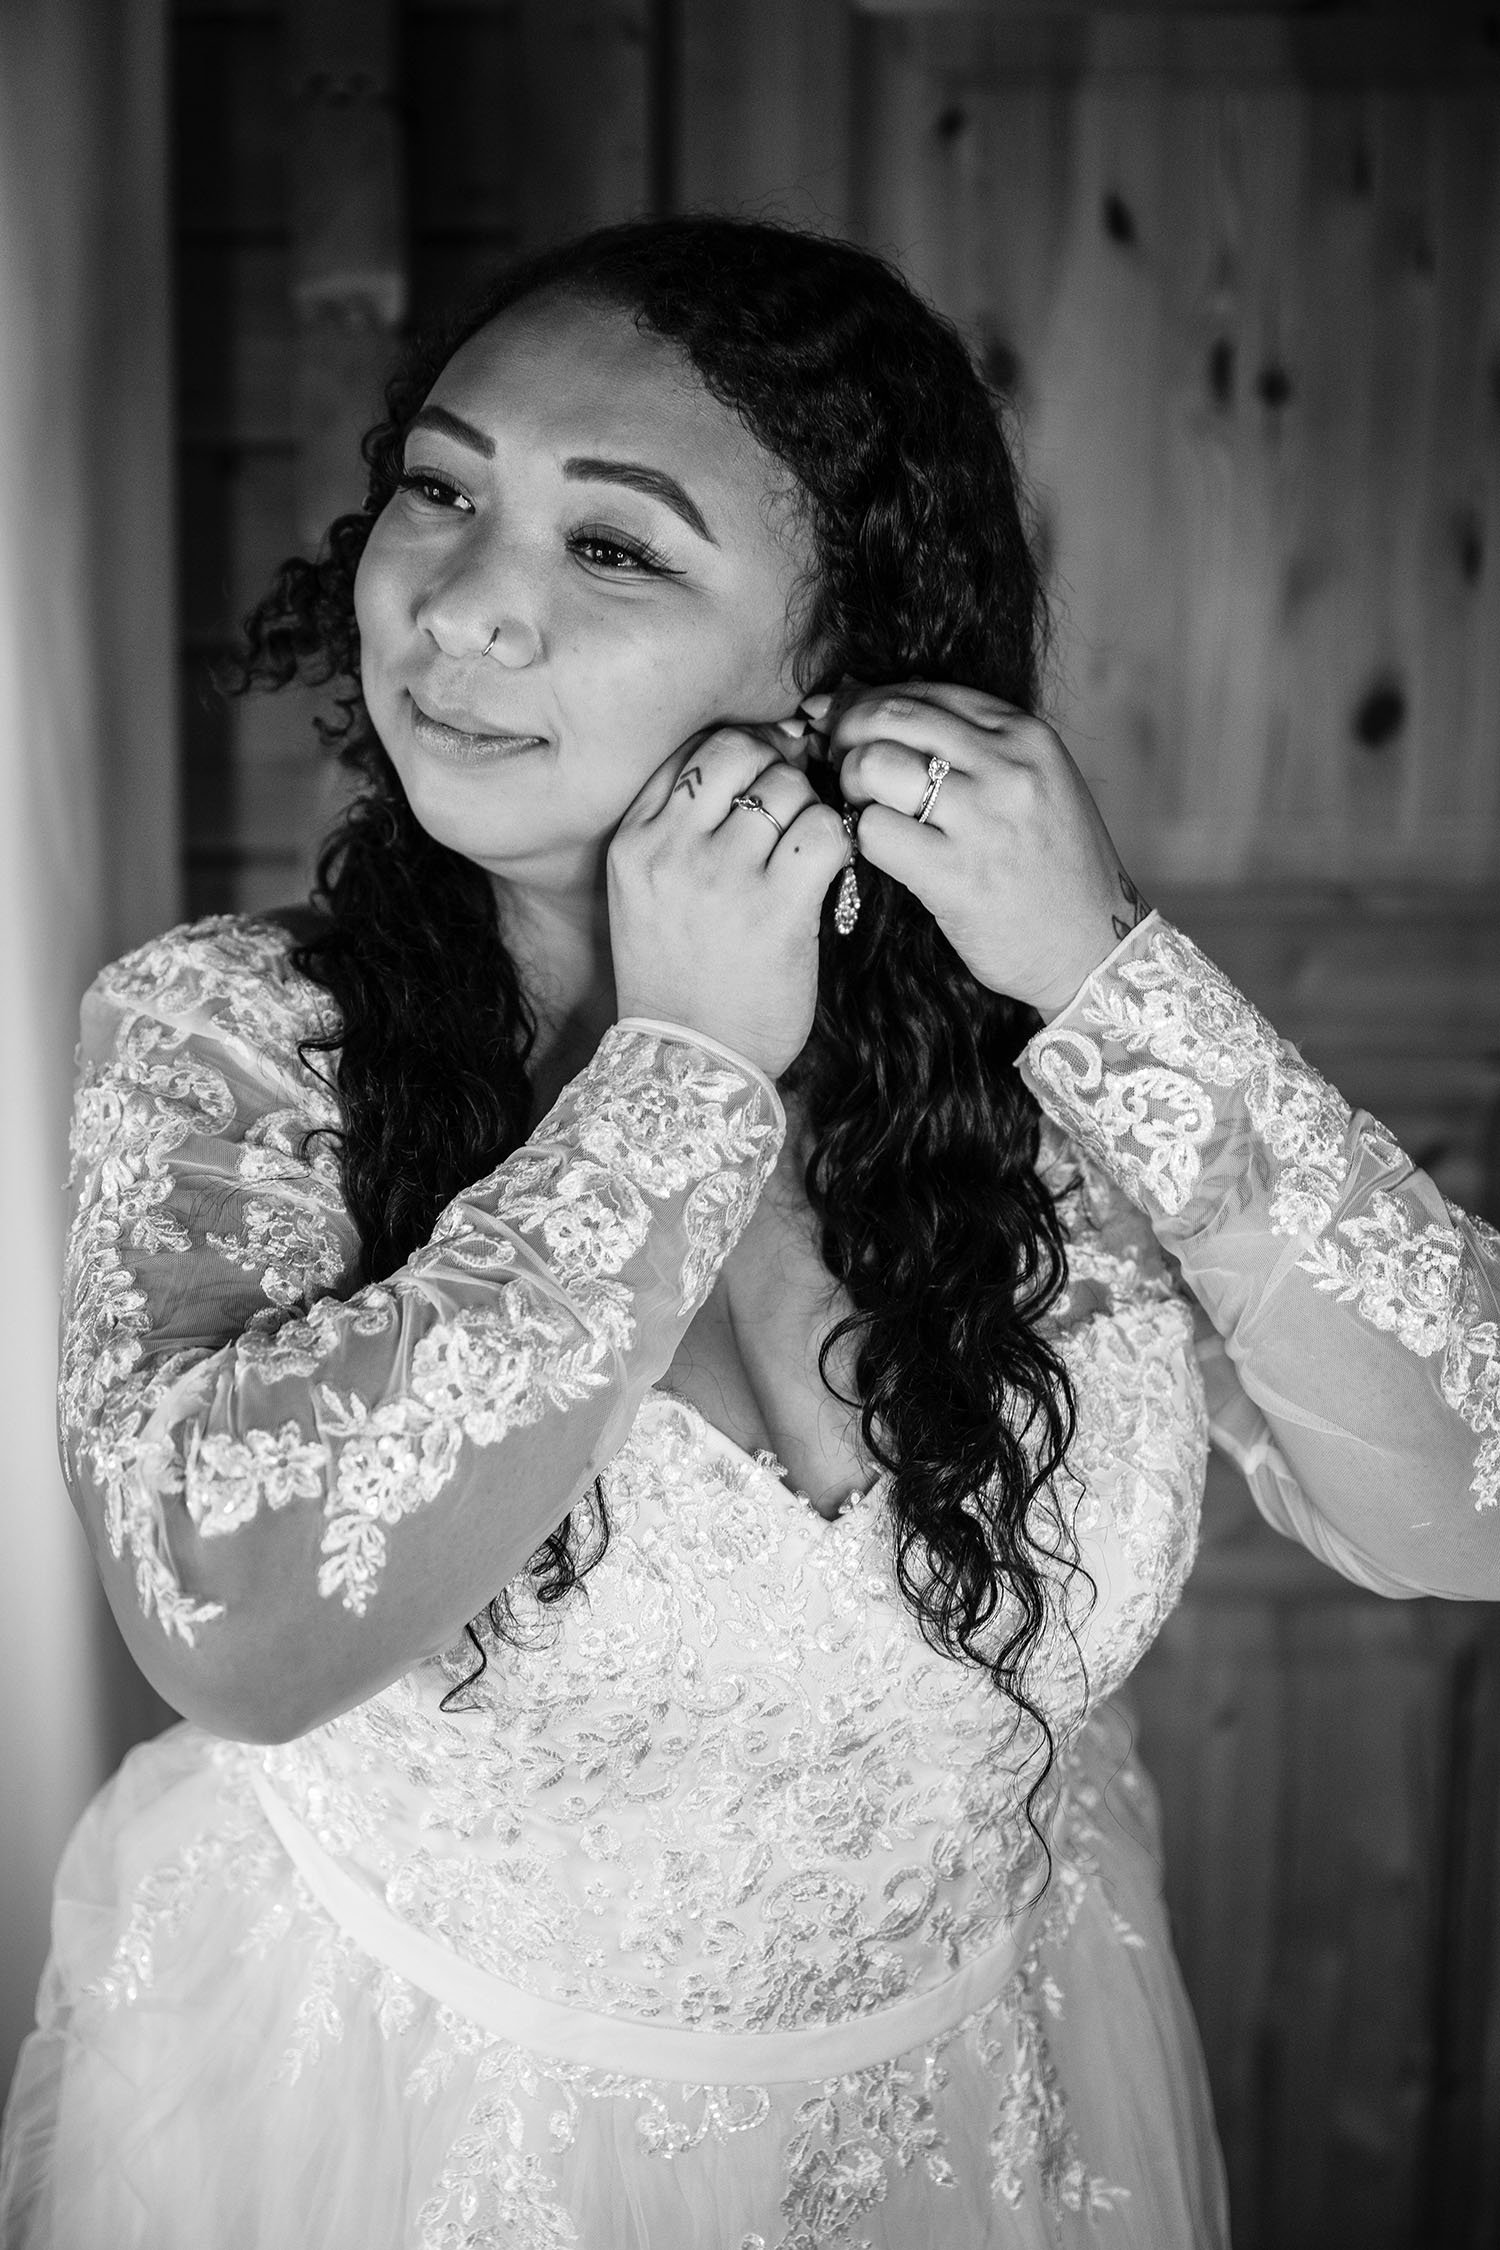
[552,606,694,734]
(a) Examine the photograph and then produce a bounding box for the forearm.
[66,1018,785,1737]
[1019,914,1500,1597]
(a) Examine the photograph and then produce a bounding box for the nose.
[482,617,539,668]
[413,527,544,668]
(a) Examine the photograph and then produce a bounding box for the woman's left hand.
[806,679,1153,1022]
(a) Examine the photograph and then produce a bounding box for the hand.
[608,721,850,1079]
[810,680,1151,1021]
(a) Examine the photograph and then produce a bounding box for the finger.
[849,798,948,895]
[838,736,970,821]
[829,701,964,780]
[715,756,819,850]
[829,688,1009,767]
[805,676,1026,721]
[658,725,795,825]
[765,794,850,876]
[619,730,708,826]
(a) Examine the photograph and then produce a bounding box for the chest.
[658,1136,877,1520]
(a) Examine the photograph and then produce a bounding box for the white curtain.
[0,0,177,2090]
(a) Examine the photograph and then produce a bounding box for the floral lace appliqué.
[1024,918,1500,1515]
[61,920,785,1640]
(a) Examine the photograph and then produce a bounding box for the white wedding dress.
[2,908,1495,2248]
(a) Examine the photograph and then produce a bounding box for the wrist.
[1032,908,1162,1025]
[612,1015,787,1124]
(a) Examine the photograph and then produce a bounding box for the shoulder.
[84,911,339,1080]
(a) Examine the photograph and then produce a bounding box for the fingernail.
[797,692,834,722]
[773,717,809,740]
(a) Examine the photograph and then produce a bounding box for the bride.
[3,213,1495,2248]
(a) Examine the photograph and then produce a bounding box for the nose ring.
[482,620,538,664]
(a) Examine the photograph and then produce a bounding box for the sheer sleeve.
[60,918,785,1727]
[1018,912,1500,1600]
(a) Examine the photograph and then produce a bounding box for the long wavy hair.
[235,215,1081,1784]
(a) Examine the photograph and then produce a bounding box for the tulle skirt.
[1,1705,1230,2248]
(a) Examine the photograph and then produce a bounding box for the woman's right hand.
[607,724,850,1080]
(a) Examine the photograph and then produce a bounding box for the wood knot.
[1255,362,1294,410]
[1454,506,1485,587]
[1102,193,1136,246]
[1208,338,1235,410]
[1352,675,1406,751]
[982,336,1023,397]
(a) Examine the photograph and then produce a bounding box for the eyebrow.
[405,407,718,546]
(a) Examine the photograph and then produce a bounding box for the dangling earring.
[834,811,860,936]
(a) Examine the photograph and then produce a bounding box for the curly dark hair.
[235,214,1081,1788]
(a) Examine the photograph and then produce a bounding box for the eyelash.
[393,470,681,578]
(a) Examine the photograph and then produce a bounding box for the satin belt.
[252,1773,1030,2086]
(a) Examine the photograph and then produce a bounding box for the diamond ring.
[914,757,951,825]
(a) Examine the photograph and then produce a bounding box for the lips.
[408,691,547,746]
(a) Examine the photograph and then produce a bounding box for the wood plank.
[181,645,352,872]
[406,1,650,292]
[177,442,298,640]
[405,4,524,244]
[173,9,287,238]
[852,3,1500,89]
[175,243,293,443]
[288,0,408,547]
[410,238,522,328]
[1136,1591,1500,2246]
[186,848,314,919]
[676,0,853,230]
[862,15,1500,882]
[1420,1616,1500,2242]
[513,0,651,245]
[1128,1592,1285,2241]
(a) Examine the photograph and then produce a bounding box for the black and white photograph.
[1,4,1498,2244]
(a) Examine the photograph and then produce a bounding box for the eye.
[394,468,473,513]
[569,527,682,578]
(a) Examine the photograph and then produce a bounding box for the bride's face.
[354,291,817,888]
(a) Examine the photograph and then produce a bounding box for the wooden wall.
[171,4,1500,2243]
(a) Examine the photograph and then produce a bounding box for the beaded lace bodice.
[59,911,1500,2038]
[263,1271,1205,2033]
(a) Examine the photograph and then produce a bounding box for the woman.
[3,214,1496,2248]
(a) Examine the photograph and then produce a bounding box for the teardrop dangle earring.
[834,811,861,936]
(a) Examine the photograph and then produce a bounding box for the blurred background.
[3,1,1500,2242]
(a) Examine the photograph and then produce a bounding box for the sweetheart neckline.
[644,1384,886,1523]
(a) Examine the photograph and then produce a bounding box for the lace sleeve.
[62,919,785,1729]
[1018,913,1500,1600]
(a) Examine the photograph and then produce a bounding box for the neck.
[493,872,618,1099]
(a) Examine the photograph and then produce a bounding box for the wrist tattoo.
[1111,869,1152,944]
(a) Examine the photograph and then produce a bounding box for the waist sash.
[252,1771,1032,2085]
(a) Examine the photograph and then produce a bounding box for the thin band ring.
[914,756,951,825]
[730,793,787,837]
